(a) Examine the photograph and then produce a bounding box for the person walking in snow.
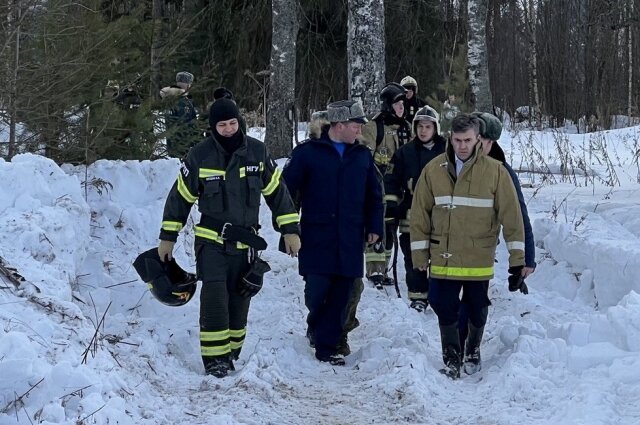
[157,98,301,378]
[410,113,525,379]
[359,82,412,289]
[160,71,200,158]
[400,75,427,123]
[383,105,446,312]
[457,112,535,352]
[282,100,384,366]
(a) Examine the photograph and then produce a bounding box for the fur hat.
[472,112,502,141]
[326,100,368,124]
[413,105,441,135]
[176,71,194,85]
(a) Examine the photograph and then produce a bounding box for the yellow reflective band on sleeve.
[507,241,525,251]
[201,345,231,356]
[200,329,230,342]
[177,174,198,204]
[430,265,494,279]
[384,194,400,203]
[199,168,226,179]
[411,240,429,250]
[162,220,183,232]
[276,213,300,226]
[262,168,282,196]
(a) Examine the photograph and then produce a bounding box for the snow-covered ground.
[1,126,640,425]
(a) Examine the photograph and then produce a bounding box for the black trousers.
[196,243,251,362]
[304,274,355,358]
[398,233,429,300]
[428,278,491,327]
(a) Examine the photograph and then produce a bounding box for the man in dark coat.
[160,71,199,158]
[283,100,384,365]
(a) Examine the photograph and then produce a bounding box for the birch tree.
[467,0,492,112]
[265,0,299,159]
[347,0,385,115]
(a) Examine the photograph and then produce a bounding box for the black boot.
[439,324,461,379]
[204,355,232,378]
[463,323,484,375]
[336,333,351,356]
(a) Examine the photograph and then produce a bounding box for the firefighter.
[157,99,301,378]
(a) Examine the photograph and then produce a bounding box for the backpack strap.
[375,118,384,148]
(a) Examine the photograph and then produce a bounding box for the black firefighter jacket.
[159,134,300,249]
[384,135,446,233]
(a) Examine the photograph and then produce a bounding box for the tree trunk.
[8,0,21,159]
[264,0,299,159]
[150,0,163,100]
[347,0,385,116]
[526,0,541,128]
[627,0,633,126]
[467,0,492,112]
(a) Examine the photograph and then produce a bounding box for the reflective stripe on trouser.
[399,233,429,300]
[196,243,251,362]
[365,222,397,277]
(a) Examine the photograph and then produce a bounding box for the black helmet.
[379,83,407,113]
[133,248,197,307]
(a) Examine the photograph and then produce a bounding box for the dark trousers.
[304,274,355,358]
[399,233,429,300]
[196,244,251,362]
[428,278,491,326]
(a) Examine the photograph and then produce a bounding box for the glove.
[283,234,301,257]
[372,241,385,254]
[237,257,271,298]
[158,240,176,262]
[508,266,528,294]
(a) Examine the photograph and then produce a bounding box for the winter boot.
[204,355,232,378]
[336,333,351,356]
[306,328,316,348]
[410,299,429,313]
[382,276,395,286]
[439,324,462,379]
[463,323,484,375]
[316,352,346,366]
[369,274,384,290]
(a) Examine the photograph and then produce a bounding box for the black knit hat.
[209,98,240,129]
[213,86,235,101]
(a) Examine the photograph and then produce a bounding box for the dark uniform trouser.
[343,278,364,333]
[428,278,491,327]
[304,274,355,358]
[398,232,429,301]
[196,243,251,366]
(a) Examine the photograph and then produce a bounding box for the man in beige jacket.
[410,113,525,379]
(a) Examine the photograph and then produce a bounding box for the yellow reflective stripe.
[230,340,244,350]
[199,168,226,178]
[262,168,282,196]
[194,226,224,244]
[200,330,230,342]
[276,213,300,226]
[239,168,246,178]
[434,196,494,208]
[229,328,246,338]
[408,291,428,300]
[384,194,400,203]
[430,265,494,278]
[162,220,183,232]
[177,174,198,203]
[194,226,250,249]
[365,252,387,262]
[201,345,231,356]
[507,241,525,251]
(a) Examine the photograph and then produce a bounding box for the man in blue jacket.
[283,100,384,365]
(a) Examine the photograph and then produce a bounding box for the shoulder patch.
[179,160,190,177]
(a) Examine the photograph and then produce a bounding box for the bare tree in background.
[347,0,385,115]
[265,0,299,159]
[467,0,492,112]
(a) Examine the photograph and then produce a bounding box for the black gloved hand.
[372,241,385,254]
[237,258,271,298]
[508,266,528,294]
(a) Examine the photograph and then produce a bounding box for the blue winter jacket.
[503,162,536,268]
[283,129,384,278]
